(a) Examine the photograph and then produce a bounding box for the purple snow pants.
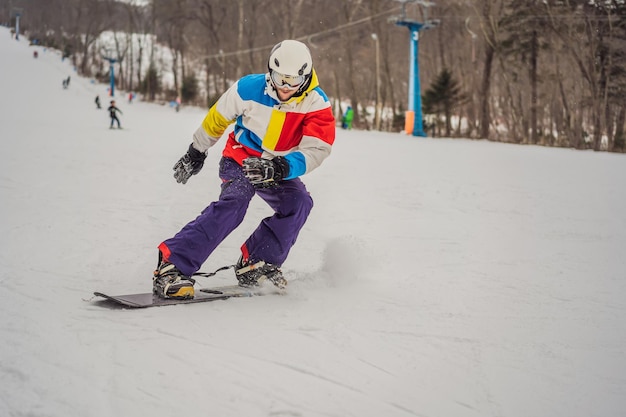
[160,157,313,276]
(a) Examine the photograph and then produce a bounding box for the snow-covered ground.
[1,28,625,417]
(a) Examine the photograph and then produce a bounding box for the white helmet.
[268,40,312,77]
[268,40,313,96]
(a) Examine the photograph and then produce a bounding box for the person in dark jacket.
[107,100,122,129]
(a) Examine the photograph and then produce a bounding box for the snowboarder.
[153,40,336,299]
[107,100,122,129]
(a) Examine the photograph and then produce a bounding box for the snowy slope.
[1,28,625,417]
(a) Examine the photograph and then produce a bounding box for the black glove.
[242,156,290,187]
[173,143,207,184]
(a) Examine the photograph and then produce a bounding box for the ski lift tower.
[10,7,24,41]
[101,48,118,97]
[391,0,439,137]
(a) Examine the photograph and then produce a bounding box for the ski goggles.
[271,71,305,90]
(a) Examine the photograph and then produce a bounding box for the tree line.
[3,0,625,152]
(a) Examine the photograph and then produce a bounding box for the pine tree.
[181,74,199,104]
[423,69,465,137]
[141,63,160,101]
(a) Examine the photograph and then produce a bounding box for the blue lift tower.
[391,0,439,137]
[101,48,118,97]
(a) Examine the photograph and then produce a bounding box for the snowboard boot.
[153,253,195,299]
[235,256,287,289]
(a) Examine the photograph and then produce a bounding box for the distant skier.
[95,95,101,109]
[341,106,354,129]
[107,100,122,129]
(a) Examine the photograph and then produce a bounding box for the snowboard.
[92,284,283,309]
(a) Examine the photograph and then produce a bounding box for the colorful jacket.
[191,70,335,180]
